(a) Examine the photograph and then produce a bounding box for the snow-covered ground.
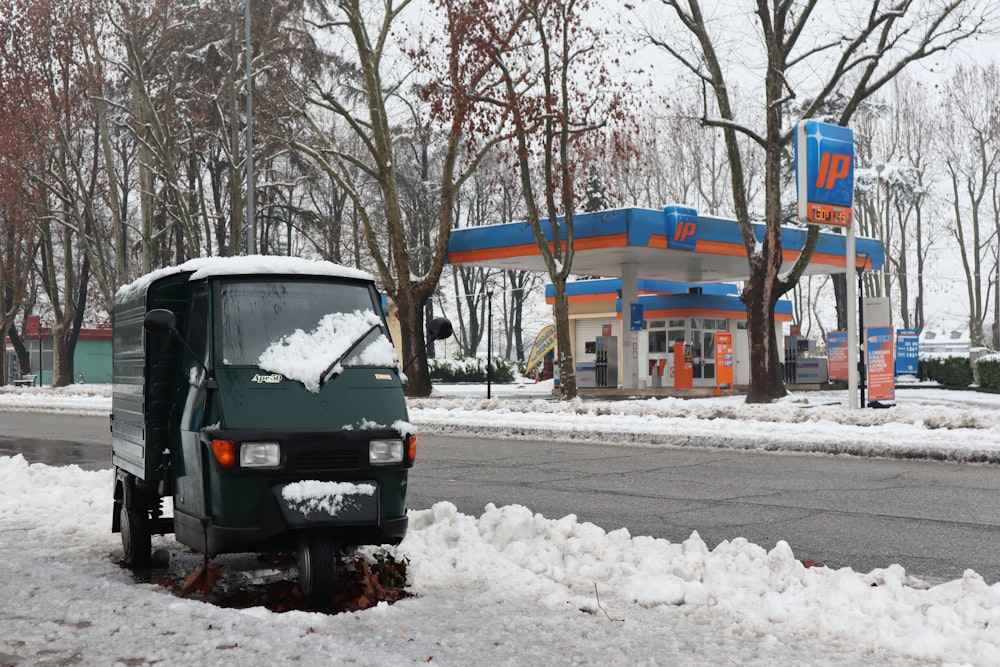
[2,381,1000,665]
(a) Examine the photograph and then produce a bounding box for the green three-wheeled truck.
[110,256,450,606]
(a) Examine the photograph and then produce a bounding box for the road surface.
[3,411,998,583]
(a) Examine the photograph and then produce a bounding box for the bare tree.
[6,0,103,386]
[936,64,1000,346]
[455,0,636,399]
[609,101,763,215]
[0,0,47,384]
[102,0,315,270]
[294,0,509,396]
[648,0,993,402]
[448,164,500,357]
[884,76,939,332]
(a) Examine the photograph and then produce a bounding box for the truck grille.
[297,449,361,472]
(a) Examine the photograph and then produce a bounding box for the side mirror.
[428,317,453,342]
[144,308,178,334]
[402,317,454,375]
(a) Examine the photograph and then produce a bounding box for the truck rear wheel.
[120,505,152,568]
[297,532,337,608]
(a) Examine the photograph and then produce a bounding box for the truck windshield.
[219,280,386,368]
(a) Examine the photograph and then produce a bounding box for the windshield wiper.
[319,324,381,387]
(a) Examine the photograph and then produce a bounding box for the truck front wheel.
[297,531,337,608]
[120,505,152,568]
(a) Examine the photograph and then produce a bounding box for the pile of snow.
[3,383,1000,662]
[2,454,1000,665]
[417,382,1000,463]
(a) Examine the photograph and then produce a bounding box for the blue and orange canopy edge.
[447,206,883,285]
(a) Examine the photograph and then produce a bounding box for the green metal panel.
[111,270,194,480]
[214,368,406,431]
[73,339,112,383]
[111,288,149,477]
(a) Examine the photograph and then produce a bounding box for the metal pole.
[858,266,866,407]
[487,291,493,399]
[847,225,859,409]
[995,247,1000,350]
[244,0,255,255]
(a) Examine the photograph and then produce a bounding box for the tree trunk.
[51,319,72,387]
[8,326,31,377]
[743,268,784,402]
[550,279,577,399]
[396,287,431,397]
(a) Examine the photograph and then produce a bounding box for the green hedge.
[919,356,974,387]
[429,355,517,383]
[975,354,1000,389]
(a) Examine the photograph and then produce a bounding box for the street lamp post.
[995,251,1000,350]
[487,290,493,399]
[857,254,868,408]
[244,0,255,255]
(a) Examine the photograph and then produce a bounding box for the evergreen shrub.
[429,355,516,383]
[975,354,1000,389]
[920,356,974,387]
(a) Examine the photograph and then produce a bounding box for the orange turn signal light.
[407,435,417,462]
[212,439,237,468]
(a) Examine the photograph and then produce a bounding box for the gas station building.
[447,205,884,393]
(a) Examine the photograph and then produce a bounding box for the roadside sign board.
[866,326,895,402]
[795,120,855,227]
[827,331,849,381]
[895,329,920,376]
[630,303,644,331]
[715,332,733,389]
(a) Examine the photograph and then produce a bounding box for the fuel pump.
[673,341,694,389]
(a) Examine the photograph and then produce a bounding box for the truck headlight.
[369,439,404,464]
[240,442,281,467]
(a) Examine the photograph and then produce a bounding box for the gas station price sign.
[806,202,852,226]
[795,121,855,227]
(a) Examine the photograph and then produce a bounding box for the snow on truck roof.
[115,255,374,302]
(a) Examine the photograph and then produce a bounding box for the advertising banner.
[866,326,895,402]
[524,325,556,375]
[895,329,920,376]
[827,331,849,381]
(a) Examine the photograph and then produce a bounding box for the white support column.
[622,263,639,390]
[847,226,859,409]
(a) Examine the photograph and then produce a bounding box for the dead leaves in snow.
[180,557,225,597]
[126,550,411,614]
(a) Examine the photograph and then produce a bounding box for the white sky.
[2,382,1000,665]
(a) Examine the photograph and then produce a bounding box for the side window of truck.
[185,289,210,383]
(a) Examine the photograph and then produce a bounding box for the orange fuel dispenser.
[673,341,693,389]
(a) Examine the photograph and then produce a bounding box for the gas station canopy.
[447,206,884,282]
[446,205,884,392]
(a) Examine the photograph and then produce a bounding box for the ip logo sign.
[665,205,698,251]
[795,120,855,227]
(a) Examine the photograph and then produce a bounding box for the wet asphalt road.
[3,410,1000,584]
[0,411,110,470]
